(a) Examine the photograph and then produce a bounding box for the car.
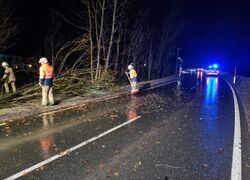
[205,64,220,76]
[205,69,220,76]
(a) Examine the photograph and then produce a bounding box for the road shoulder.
[0,75,181,123]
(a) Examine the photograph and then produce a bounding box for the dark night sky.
[182,0,250,75]
[5,0,250,75]
[6,0,62,56]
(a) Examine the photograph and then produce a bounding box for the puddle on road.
[0,97,131,149]
[0,81,190,146]
[0,79,194,179]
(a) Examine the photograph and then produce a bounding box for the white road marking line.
[226,80,242,180]
[4,116,141,180]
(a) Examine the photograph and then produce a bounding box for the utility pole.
[175,48,181,75]
[178,57,183,77]
[233,67,237,84]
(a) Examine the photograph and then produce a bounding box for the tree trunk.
[104,0,117,73]
[87,1,94,83]
[95,0,105,79]
[147,41,153,80]
[114,27,121,72]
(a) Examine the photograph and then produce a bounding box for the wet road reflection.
[40,114,55,159]
[205,77,219,104]
[175,80,184,101]
[196,71,203,82]
[127,96,138,121]
[203,77,219,130]
[0,76,236,180]
[0,98,132,178]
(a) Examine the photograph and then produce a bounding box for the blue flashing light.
[213,64,219,69]
[208,63,219,69]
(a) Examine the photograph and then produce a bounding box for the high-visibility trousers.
[4,81,16,94]
[41,86,54,106]
[131,81,137,91]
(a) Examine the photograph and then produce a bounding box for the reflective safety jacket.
[39,64,54,86]
[129,69,137,82]
[3,67,16,83]
[129,69,137,78]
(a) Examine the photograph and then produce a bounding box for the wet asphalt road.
[0,74,239,179]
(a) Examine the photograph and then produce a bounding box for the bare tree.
[51,0,182,83]
[0,1,21,52]
[86,0,94,82]
[103,0,117,73]
[123,12,152,77]
[43,14,66,67]
[55,35,89,77]
[114,24,121,72]
[94,0,106,79]
[57,0,127,80]
[147,38,153,80]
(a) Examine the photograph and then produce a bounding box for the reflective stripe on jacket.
[39,64,54,86]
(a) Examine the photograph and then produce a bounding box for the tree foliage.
[47,0,182,82]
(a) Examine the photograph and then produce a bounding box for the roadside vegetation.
[0,0,182,108]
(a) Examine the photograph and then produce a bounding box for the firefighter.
[1,62,16,93]
[39,57,54,106]
[127,64,138,94]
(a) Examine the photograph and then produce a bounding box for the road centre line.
[225,80,242,180]
[5,116,141,180]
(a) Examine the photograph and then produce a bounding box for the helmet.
[1,62,9,67]
[39,57,48,64]
[128,65,133,70]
